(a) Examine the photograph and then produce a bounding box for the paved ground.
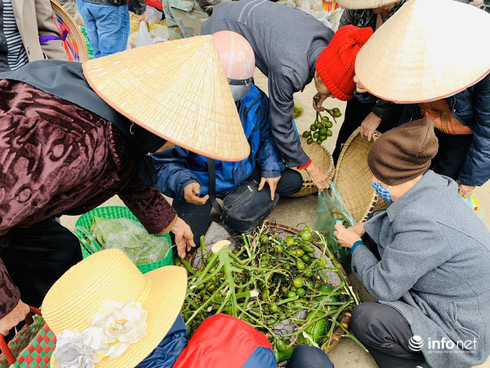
[60,72,490,367]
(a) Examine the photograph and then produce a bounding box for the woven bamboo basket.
[334,127,388,223]
[50,0,89,62]
[288,136,335,197]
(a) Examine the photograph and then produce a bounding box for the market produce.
[303,102,342,146]
[82,217,171,265]
[180,224,363,363]
[293,103,304,118]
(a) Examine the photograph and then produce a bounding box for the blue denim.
[77,1,130,58]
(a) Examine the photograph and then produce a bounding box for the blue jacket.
[136,315,188,368]
[151,84,285,198]
[356,74,490,186]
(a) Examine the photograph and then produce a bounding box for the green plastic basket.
[74,206,173,274]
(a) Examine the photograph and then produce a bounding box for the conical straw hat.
[336,0,399,9]
[83,36,250,161]
[43,249,187,368]
[355,0,490,103]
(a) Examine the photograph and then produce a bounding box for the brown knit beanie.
[367,119,439,186]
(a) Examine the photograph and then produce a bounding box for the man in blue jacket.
[150,83,303,244]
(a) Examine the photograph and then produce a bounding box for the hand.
[169,217,196,258]
[0,300,30,336]
[360,112,382,141]
[313,92,328,112]
[334,224,362,248]
[136,12,146,22]
[350,222,366,237]
[305,162,330,191]
[354,76,367,94]
[258,176,281,200]
[458,184,476,199]
[184,182,209,205]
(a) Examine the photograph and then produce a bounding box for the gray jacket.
[201,0,333,167]
[353,171,490,368]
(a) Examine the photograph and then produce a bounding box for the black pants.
[431,130,473,181]
[286,345,334,368]
[172,167,303,245]
[0,218,83,307]
[351,302,427,368]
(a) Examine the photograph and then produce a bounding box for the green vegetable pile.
[180,224,362,362]
[302,106,342,146]
[84,217,171,265]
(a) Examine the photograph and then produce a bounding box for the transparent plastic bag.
[91,218,170,265]
[145,6,163,25]
[315,182,356,272]
[149,23,170,42]
[136,21,154,48]
[465,194,485,220]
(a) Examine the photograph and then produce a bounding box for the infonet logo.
[409,336,478,353]
[409,335,424,352]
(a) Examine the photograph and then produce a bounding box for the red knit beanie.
[316,25,373,101]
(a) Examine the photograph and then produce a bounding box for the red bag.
[146,0,163,11]
[174,314,276,368]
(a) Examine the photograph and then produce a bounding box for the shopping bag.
[136,21,154,48]
[0,307,56,368]
[173,314,276,368]
[315,181,356,272]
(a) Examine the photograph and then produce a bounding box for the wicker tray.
[288,136,335,198]
[270,224,352,357]
[334,127,388,223]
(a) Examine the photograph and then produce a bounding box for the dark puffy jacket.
[151,84,285,198]
[399,74,490,186]
[136,315,188,368]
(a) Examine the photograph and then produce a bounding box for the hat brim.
[82,37,250,162]
[354,0,490,103]
[50,266,187,368]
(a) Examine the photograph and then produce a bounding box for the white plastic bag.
[145,6,163,25]
[136,21,154,48]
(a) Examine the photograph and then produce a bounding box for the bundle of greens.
[180,224,363,363]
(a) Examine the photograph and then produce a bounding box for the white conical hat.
[355,0,490,103]
[336,0,399,9]
[83,36,250,161]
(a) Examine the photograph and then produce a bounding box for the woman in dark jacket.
[398,73,490,198]
[329,0,406,162]
[353,0,490,197]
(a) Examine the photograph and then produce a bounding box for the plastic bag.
[315,181,356,272]
[90,218,170,265]
[465,194,485,220]
[145,6,163,24]
[136,21,154,48]
[149,23,170,42]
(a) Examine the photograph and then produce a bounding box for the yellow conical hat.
[355,0,490,103]
[83,36,250,161]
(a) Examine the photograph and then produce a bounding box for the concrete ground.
[60,72,490,367]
